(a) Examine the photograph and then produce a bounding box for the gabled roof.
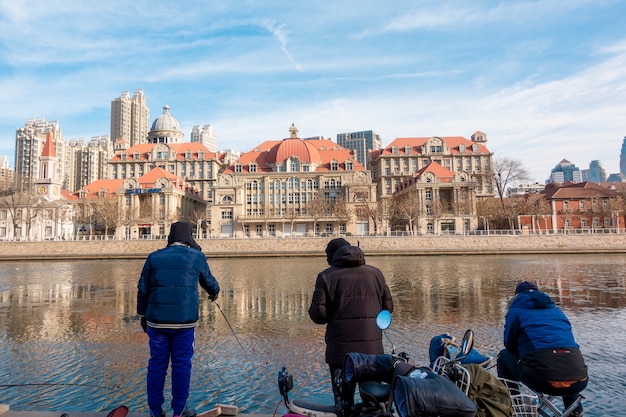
[542,181,617,199]
[414,161,455,182]
[137,166,179,187]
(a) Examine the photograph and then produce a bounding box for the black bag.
[393,368,477,417]
[344,352,394,383]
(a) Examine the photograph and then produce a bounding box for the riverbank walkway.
[0,409,274,417]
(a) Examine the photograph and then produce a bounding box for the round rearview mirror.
[376,310,392,330]
[460,329,474,356]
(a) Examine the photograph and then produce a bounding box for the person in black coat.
[309,238,393,415]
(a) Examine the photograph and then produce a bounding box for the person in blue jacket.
[137,222,220,417]
[497,281,587,417]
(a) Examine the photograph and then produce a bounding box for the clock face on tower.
[37,185,47,194]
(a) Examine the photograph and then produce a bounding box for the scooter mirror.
[376,310,392,330]
[460,329,474,356]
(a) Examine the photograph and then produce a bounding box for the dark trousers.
[497,349,586,411]
[147,327,195,417]
[329,363,356,416]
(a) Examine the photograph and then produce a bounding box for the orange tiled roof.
[414,161,455,182]
[225,137,364,174]
[109,142,216,162]
[375,136,491,157]
[69,167,192,200]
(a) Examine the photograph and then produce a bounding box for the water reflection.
[0,254,625,417]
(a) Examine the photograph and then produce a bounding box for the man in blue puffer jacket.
[137,222,220,417]
[497,281,587,417]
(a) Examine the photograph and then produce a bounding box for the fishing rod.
[214,301,246,353]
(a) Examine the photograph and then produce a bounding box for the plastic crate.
[498,378,539,417]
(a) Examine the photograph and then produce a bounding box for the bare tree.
[92,198,120,237]
[493,157,532,205]
[390,192,420,235]
[493,156,532,229]
[308,192,330,235]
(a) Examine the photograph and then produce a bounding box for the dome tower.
[147,105,184,144]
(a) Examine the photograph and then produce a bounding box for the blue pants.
[147,327,196,417]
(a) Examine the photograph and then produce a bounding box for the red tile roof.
[371,136,490,159]
[226,137,364,173]
[542,181,617,199]
[109,142,216,162]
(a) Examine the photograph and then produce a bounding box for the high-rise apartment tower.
[336,130,382,170]
[191,124,217,153]
[110,90,150,147]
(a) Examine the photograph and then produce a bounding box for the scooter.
[277,311,476,417]
[277,310,402,417]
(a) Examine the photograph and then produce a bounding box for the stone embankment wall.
[1,234,625,260]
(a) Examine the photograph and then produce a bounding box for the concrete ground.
[0,406,273,417]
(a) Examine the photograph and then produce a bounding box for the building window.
[221,210,233,219]
[256,224,263,236]
[268,224,276,236]
[249,163,257,173]
[331,161,338,171]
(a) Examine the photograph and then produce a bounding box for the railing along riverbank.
[1,234,626,261]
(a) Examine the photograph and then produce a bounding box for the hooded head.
[167,221,202,251]
[515,280,539,294]
[325,238,350,264]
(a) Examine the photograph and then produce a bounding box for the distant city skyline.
[1,1,625,183]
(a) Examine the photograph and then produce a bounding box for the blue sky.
[1,0,625,183]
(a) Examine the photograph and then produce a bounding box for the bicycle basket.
[498,378,539,417]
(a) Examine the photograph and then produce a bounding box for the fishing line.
[214,301,246,353]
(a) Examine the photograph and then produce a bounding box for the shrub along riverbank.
[1,234,625,260]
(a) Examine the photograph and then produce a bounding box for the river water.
[0,254,625,416]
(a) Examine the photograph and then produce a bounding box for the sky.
[1,0,625,184]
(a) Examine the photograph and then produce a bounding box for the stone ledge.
[1,235,625,260]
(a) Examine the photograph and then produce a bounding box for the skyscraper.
[549,159,583,183]
[619,136,626,177]
[191,124,217,152]
[110,90,150,147]
[582,160,607,183]
[336,130,382,170]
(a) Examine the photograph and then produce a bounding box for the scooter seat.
[359,380,391,404]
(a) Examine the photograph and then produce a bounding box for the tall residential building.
[110,90,150,147]
[336,130,382,170]
[191,124,217,153]
[0,155,14,190]
[15,118,69,192]
[549,159,583,183]
[67,136,112,192]
[582,160,607,183]
[619,136,626,177]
